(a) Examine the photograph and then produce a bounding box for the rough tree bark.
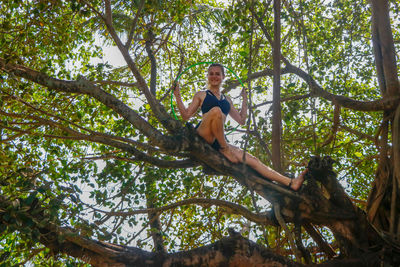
[145,175,166,253]
[367,0,400,239]
[271,0,282,172]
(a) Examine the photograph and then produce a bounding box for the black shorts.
[210,139,221,150]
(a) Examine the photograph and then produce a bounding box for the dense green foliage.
[0,0,399,265]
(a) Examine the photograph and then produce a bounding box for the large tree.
[1,0,399,266]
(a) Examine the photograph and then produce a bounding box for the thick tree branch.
[184,127,357,225]
[283,59,400,111]
[1,93,168,153]
[303,223,336,259]
[393,105,400,194]
[371,3,386,94]
[145,29,158,96]
[0,59,183,151]
[56,228,306,267]
[370,0,400,96]
[0,107,187,167]
[0,59,348,226]
[104,0,112,25]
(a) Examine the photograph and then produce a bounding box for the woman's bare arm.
[228,88,247,125]
[173,83,203,121]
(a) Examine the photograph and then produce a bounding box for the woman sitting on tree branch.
[173,63,307,191]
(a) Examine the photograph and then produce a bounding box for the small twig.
[93,80,138,88]
[82,0,105,20]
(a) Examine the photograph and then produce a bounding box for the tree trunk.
[145,174,166,252]
[272,0,282,172]
[367,0,400,237]
[304,157,383,258]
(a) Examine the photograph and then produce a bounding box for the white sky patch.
[91,37,127,68]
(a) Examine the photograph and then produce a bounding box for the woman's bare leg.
[229,145,307,190]
[196,107,306,189]
[196,107,238,162]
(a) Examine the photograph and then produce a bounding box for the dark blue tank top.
[201,90,230,115]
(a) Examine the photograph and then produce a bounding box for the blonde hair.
[207,63,225,77]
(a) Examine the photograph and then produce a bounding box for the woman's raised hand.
[240,87,248,99]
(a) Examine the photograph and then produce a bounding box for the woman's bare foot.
[220,146,239,163]
[290,169,308,191]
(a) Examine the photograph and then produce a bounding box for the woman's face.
[207,66,225,87]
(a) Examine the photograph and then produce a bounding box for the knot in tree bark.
[307,156,337,182]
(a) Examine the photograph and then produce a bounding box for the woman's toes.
[291,169,308,191]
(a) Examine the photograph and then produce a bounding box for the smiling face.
[207,65,225,88]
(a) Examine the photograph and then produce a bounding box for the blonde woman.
[173,63,307,190]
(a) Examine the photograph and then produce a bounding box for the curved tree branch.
[320,103,340,148]
[145,29,158,96]
[370,0,400,96]
[0,107,186,167]
[0,58,183,151]
[88,197,278,226]
[283,58,400,111]
[0,93,166,153]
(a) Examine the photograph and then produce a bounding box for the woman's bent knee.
[208,106,223,118]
